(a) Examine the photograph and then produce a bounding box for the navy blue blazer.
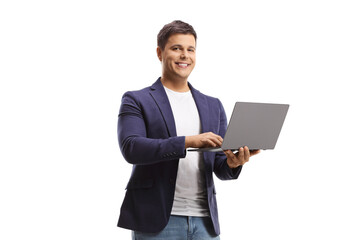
[117,78,242,235]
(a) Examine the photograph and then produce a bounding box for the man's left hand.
[224,146,260,168]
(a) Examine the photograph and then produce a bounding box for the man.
[117,20,260,239]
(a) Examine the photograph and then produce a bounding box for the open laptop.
[188,102,289,152]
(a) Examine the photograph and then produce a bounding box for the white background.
[1,0,359,239]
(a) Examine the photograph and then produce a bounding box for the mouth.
[175,62,190,68]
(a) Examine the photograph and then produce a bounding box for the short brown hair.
[157,20,197,50]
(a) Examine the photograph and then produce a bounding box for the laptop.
[188,102,289,152]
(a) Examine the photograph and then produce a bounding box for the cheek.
[191,55,196,64]
[163,59,175,72]
[191,58,196,68]
[164,55,175,65]
[167,59,175,68]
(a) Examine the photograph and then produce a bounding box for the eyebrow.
[170,44,196,49]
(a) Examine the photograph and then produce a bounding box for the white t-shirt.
[164,86,209,217]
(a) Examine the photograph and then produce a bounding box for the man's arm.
[118,92,186,165]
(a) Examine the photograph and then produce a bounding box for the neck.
[160,76,190,92]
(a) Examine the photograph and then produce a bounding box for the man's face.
[157,33,196,82]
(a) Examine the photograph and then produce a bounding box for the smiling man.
[117,20,260,240]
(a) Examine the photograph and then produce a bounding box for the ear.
[156,46,162,62]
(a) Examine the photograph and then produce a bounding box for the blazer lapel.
[149,78,177,137]
[189,82,210,133]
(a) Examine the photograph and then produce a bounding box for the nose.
[180,50,189,59]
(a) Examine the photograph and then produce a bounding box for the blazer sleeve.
[213,99,242,180]
[117,91,187,165]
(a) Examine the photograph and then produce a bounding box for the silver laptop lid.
[221,102,289,150]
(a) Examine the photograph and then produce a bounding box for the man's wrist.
[185,136,193,149]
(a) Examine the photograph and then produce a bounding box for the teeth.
[178,63,188,67]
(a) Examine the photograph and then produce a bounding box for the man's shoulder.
[124,78,162,94]
[190,84,222,104]
[200,91,220,102]
[122,79,159,99]
[121,87,153,109]
[124,85,151,96]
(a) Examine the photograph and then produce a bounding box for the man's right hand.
[185,132,223,149]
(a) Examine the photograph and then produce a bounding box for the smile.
[176,62,190,68]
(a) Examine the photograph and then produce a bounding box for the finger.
[244,146,250,161]
[208,138,222,147]
[208,132,223,145]
[224,150,238,168]
[206,135,222,147]
[224,149,232,155]
[238,147,245,161]
[211,136,223,147]
[223,149,231,158]
[201,138,217,147]
[250,149,261,156]
[225,150,236,160]
[201,133,222,147]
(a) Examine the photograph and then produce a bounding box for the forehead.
[165,33,196,47]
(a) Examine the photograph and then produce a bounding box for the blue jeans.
[132,215,220,240]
